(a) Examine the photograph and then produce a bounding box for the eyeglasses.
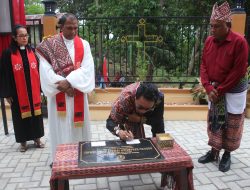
[16,34,29,38]
[135,104,155,112]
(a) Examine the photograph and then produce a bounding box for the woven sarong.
[208,112,245,151]
[209,75,248,133]
[209,96,227,133]
[207,75,247,151]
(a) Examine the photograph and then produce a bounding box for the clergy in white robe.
[36,14,95,161]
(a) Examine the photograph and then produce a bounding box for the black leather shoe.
[219,153,231,172]
[198,151,217,164]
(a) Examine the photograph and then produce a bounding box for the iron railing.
[26,15,250,87]
[77,16,210,87]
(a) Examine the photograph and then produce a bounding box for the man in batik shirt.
[106,82,165,141]
[198,1,248,172]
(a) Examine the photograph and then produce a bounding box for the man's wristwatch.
[114,126,120,136]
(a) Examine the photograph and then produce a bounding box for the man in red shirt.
[198,1,248,172]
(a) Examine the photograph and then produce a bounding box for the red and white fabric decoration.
[210,1,232,22]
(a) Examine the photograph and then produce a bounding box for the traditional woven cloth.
[208,73,247,151]
[209,75,248,133]
[210,1,232,22]
[37,34,85,127]
[50,140,194,190]
[36,34,74,76]
[208,112,245,151]
[209,96,227,133]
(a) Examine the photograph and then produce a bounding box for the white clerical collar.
[20,46,25,50]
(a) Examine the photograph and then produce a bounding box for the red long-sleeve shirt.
[200,30,248,96]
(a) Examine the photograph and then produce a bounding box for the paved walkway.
[0,118,250,190]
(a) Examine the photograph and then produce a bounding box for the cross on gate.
[121,18,163,62]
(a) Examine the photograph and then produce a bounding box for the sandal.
[20,142,27,152]
[34,139,45,148]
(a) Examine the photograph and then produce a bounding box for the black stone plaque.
[78,138,164,167]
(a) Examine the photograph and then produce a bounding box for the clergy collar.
[20,46,25,50]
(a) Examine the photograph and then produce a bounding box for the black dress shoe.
[219,153,231,172]
[198,151,217,164]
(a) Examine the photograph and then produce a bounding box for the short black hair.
[59,13,77,26]
[10,24,31,53]
[12,24,26,37]
[136,83,159,102]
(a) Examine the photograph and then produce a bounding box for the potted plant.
[191,78,208,105]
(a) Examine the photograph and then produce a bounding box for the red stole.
[11,49,41,118]
[56,36,84,127]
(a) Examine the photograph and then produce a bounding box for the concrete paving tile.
[129,175,140,180]
[4,183,18,190]
[109,182,121,190]
[226,181,242,190]
[237,179,250,187]
[210,177,228,189]
[120,180,143,187]
[121,187,133,190]
[9,177,30,183]
[74,183,97,190]
[69,179,85,185]
[31,171,44,181]
[86,178,97,184]
[134,184,157,190]
[97,177,108,189]
[17,181,40,188]
[1,119,250,189]
[195,184,218,190]
[195,173,211,184]
[221,175,242,182]
[108,176,129,182]
[0,178,9,190]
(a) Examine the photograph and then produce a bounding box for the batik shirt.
[107,82,165,137]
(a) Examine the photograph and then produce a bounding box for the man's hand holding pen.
[117,129,134,141]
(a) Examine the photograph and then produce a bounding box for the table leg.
[161,169,194,190]
[160,172,174,189]
[175,169,188,190]
[54,179,69,190]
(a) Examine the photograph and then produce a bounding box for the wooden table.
[50,139,194,190]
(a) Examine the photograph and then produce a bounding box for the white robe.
[38,37,95,161]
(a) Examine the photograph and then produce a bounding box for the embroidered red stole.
[11,49,41,119]
[55,35,84,127]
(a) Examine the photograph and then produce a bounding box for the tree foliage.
[25,0,44,15]
[54,0,249,81]
[56,0,93,16]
